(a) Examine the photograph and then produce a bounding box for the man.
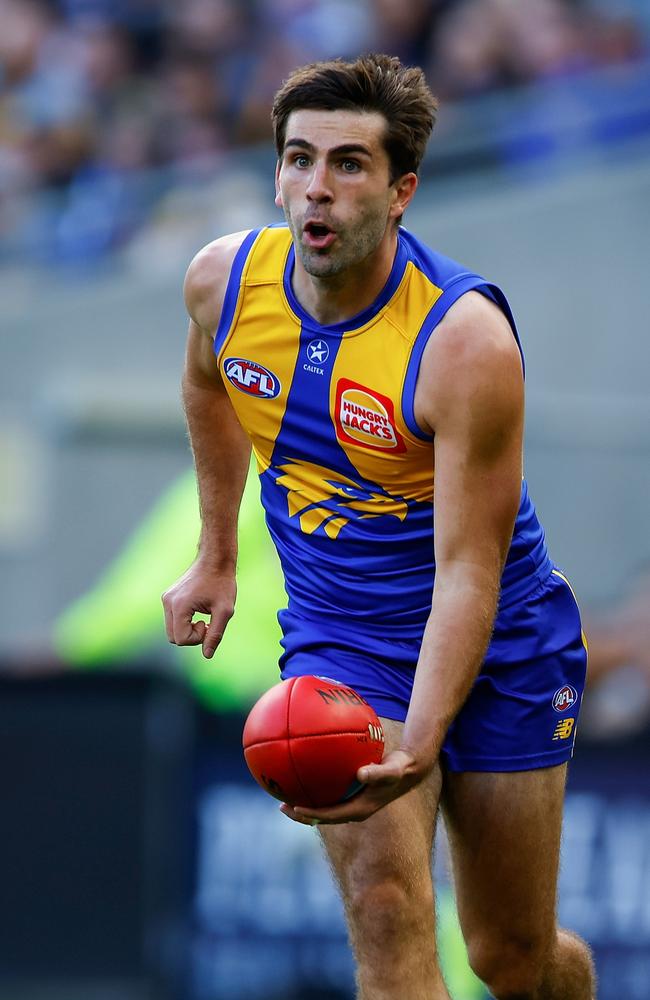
[163,54,595,1000]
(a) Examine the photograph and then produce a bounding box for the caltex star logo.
[307,339,329,364]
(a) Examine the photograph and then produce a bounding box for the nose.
[306,161,333,203]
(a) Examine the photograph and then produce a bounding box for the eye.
[341,159,361,173]
[293,154,310,168]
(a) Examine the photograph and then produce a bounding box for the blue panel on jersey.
[259,320,435,631]
[214,228,261,356]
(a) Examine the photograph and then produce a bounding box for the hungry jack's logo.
[335,379,406,453]
[275,458,408,539]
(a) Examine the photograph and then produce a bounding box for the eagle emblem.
[274,458,409,539]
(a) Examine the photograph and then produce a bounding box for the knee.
[347,877,434,945]
[466,930,550,999]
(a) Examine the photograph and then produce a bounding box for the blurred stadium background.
[1,1,650,998]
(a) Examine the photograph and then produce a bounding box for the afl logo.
[552,685,578,713]
[224,357,280,399]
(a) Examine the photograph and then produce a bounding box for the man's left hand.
[279,748,429,825]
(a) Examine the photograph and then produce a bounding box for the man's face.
[275,109,403,279]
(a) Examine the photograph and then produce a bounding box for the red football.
[242,675,385,807]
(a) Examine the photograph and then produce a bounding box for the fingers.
[161,590,232,657]
[279,804,322,826]
[162,568,236,656]
[201,604,235,657]
[280,778,398,825]
[358,749,415,786]
[283,777,414,826]
[281,800,372,826]
[358,764,400,786]
[278,753,427,827]
[162,598,207,647]
[202,621,224,659]
[162,595,175,644]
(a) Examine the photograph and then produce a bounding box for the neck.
[292,230,399,326]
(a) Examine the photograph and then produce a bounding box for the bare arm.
[283,291,523,823]
[162,231,252,658]
[402,291,524,761]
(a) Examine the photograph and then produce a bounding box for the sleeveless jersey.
[214,224,551,640]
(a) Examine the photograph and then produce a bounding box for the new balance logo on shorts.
[552,718,575,741]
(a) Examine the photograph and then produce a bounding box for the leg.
[441,764,596,1000]
[319,718,450,1000]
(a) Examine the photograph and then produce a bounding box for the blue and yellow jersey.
[214,224,550,639]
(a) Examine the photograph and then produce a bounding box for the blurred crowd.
[0,0,647,261]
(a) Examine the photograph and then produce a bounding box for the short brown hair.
[271,54,438,182]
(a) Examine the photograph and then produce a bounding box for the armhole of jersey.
[480,283,525,376]
[213,228,262,361]
[401,274,525,440]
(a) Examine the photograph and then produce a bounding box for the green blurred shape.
[437,886,487,999]
[54,463,286,710]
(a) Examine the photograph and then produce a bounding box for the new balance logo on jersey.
[224,357,281,398]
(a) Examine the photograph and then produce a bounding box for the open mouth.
[303,221,337,250]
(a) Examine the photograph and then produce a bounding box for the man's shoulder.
[183,229,253,333]
[185,230,252,302]
[415,290,523,435]
[431,291,520,378]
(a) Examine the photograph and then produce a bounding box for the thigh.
[319,718,441,898]
[440,764,567,943]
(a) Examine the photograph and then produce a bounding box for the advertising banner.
[191,723,650,1000]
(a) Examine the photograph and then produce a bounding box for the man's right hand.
[162,563,237,659]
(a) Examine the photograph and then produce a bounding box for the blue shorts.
[279,568,587,773]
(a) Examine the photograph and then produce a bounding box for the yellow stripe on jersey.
[329,260,442,500]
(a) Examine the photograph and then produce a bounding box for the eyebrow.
[284,138,373,158]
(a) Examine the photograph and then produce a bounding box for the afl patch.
[552,685,578,713]
[224,357,281,399]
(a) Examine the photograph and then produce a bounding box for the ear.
[389,172,418,222]
[274,160,283,208]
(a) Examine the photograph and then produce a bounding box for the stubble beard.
[288,205,390,281]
